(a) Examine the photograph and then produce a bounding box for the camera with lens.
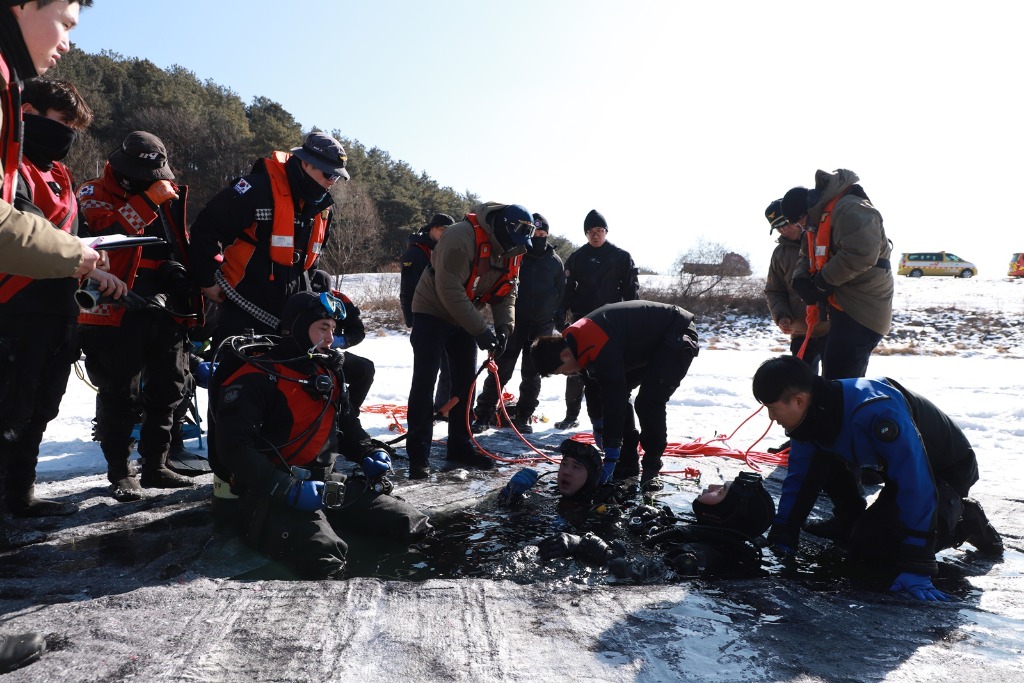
[75,279,147,312]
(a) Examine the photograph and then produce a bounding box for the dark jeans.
[822,307,883,380]
[406,313,480,467]
[475,321,551,421]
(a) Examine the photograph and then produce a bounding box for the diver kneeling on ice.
[499,440,775,580]
[211,291,430,579]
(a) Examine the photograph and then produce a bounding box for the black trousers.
[822,307,883,380]
[80,311,187,471]
[0,313,78,498]
[790,334,827,376]
[406,313,479,467]
[475,320,551,421]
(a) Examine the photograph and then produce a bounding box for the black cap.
[291,132,350,181]
[765,199,788,234]
[108,131,174,182]
[583,209,607,234]
[781,187,811,223]
[691,472,776,537]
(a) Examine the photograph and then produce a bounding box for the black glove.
[537,532,581,561]
[791,277,818,306]
[576,533,625,565]
[494,324,512,358]
[811,272,835,299]
[474,328,499,352]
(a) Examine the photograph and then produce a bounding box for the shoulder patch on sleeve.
[874,418,900,442]
[233,178,252,195]
[77,184,95,198]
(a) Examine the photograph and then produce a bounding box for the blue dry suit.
[774,376,979,573]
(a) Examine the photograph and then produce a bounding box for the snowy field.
[5,274,1023,682]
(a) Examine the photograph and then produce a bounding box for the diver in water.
[498,440,776,580]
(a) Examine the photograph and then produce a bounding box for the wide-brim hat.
[291,131,350,181]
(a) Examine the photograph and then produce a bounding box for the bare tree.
[319,182,388,275]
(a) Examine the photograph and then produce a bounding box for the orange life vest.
[0,161,77,303]
[220,152,329,287]
[464,213,521,304]
[222,361,339,468]
[806,192,846,311]
[0,58,20,204]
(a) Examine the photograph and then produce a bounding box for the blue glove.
[498,468,539,504]
[591,418,604,450]
[361,450,393,480]
[331,334,348,349]
[194,361,217,389]
[285,480,325,512]
[599,447,620,485]
[890,572,951,602]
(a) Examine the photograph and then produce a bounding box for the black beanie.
[420,212,455,234]
[583,209,607,234]
[780,187,810,223]
[559,439,602,497]
[279,292,333,347]
[532,212,549,231]
[691,472,776,537]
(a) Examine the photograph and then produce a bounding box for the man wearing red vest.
[77,131,195,501]
[188,131,346,346]
[406,202,535,479]
[1,79,124,519]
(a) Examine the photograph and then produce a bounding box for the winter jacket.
[516,242,565,327]
[399,231,435,327]
[76,165,187,327]
[0,30,84,279]
[0,157,81,315]
[794,169,893,336]
[565,300,697,447]
[411,202,516,337]
[557,241,639,323]
[764,235,829,338]
[776,376,979,573]
[188,154,334,319]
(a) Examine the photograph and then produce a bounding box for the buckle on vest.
[292,251,302,265]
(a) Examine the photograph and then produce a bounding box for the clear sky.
[66,0,1024,277]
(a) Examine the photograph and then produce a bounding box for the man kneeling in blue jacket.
[752,355,1002,601]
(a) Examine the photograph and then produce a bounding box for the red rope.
[364,359,790,475]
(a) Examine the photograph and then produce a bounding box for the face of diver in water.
[557,457,589,496]
[695,481,731,506]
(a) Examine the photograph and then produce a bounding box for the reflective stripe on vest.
[221,152,329,288]
[464,213,521,304]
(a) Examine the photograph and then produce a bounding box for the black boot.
[956,498,1003,556]
[140,451,194,489]
[5,485,78,518]
[0,632,45,674]
[0,522,47,550]
[4,452,78,517]
[103,443,143,503]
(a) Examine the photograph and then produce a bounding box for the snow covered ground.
[5,274,1023,682]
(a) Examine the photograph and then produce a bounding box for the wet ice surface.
[3,275,1023,681]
